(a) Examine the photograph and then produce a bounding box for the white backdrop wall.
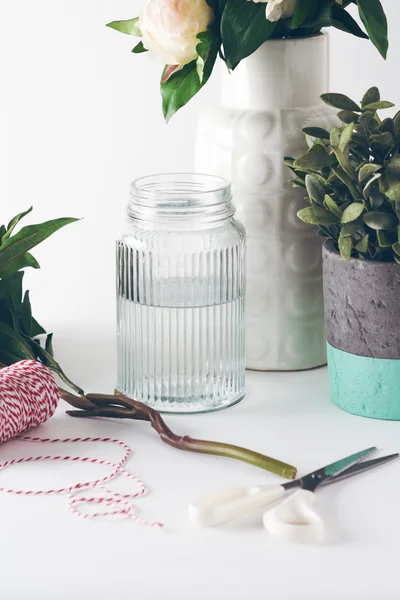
[0,0,399,384]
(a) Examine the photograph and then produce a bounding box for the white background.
[1,3,400,599]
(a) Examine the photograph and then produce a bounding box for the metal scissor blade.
[322,447,377,478]
[295,447,377,492]
[323,453,399,486]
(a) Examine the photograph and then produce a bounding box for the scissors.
[189,447,399,542]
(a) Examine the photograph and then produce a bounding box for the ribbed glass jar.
[116,173,246,413]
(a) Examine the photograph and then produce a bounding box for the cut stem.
[60,389,297,480]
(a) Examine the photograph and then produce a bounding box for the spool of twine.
[0,360,59,443]
[0,360,161,525]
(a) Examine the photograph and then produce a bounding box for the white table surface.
[1,319,399,600]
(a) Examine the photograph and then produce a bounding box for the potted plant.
[107,1,389,372]
[288,87,400,420]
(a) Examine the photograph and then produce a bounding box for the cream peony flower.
[139,0,214,66]
[265,0,297,22]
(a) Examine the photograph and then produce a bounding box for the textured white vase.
[195,34,335,371]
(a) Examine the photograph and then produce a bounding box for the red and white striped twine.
[0,361,163,526]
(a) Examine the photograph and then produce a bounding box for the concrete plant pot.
[322,240,400,420]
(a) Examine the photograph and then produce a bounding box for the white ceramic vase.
[195,34,335,371]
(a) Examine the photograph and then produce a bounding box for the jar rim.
[128,173,235,223]
[131,173,231,200]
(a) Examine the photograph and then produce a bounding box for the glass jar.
[116,173,246,413]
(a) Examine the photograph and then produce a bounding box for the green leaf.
[290,0,319,29]
[221,0,277,69]
[161,29,219,121]
[132,41,147,54]
[19,290,33,336]
[293,145,336,170]
[369,186,386,210]
[370,131,394,151]
[2,207,33,243]
[332,147,356,179]
[358,110,377,126]
[363,173,381,200]
[45,332,54,357]
[0,271,24,309]
[363,101,394,111]
[297,206,339,226]
[377,230,397,247]
[324,194,343,219]
[341,202,365,223]
[361,86,380,107]
[330,126,341,148]
[0,252,40,279]
[0,218,78,274]
[356,234,369,253]
[106,17,141,37]
[392,242,400,256]
[331,4,368,39]
[321,93,361,112]
[337,111,359,124]
[364,211,398,231]
[339,233,353,261]
[383,177,400,202]
[378,118,394,135]
[357,0,388,59]
[332,166,362,200]
[339,122,354,152]
[0,321,36,361]
[387,158,400,175]
[358,163,382,183]
[302,127,330,140]
[394,112,400,137]
[305,174,327,205]
[0,225,6,242]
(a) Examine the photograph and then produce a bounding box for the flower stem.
[61,390,297,480]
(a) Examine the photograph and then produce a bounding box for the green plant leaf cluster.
[107,0,388,120]
[287,87,400,262]
[0,208,83,394]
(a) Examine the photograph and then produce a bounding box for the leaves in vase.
[290,0,319,29]
[132,41,147,54]
[161,29,219,121]
[331,4,368,39]
[356,0,388,59]
[221,0,277,70]
[106,18,141,37]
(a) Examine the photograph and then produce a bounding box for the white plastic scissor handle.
[263,489,324,543]
[189,484,285,527]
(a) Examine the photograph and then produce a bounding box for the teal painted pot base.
[327,342,400,421]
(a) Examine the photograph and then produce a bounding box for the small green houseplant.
[289,88,400,420]
[107,0,388,120]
